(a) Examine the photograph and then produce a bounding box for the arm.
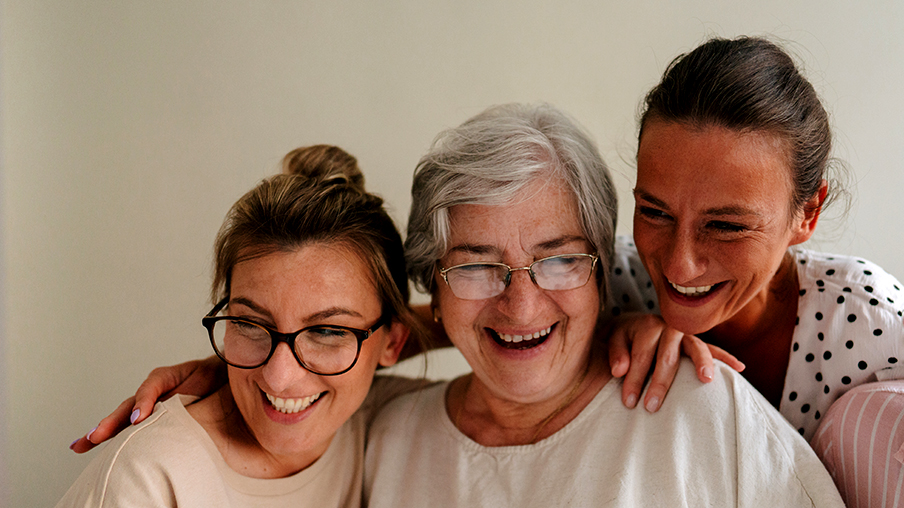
[69,356,227,453]
[811,380,904,508]
[606,312,744,412]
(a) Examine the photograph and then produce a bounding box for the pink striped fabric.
[812,380,904,508]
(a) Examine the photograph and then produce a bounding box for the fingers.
[707,344,746,372]
[69,396,135,454]
[608,327,631,379]
[130,368,173,425]
[619,327,660,410]
[640,327,684,413]
[680,334,715,383]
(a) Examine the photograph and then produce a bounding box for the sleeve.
[55,424,179,507]
[720,365,846,507]
[55,402,215,508]
[810,379,904,508]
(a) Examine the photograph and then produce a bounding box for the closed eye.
[637,206,672,221]
[707,221,748,233]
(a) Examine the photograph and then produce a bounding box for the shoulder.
[665,361,844,506]
[56,396,220,507]
[795,249,904,325]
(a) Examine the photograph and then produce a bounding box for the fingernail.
[645,396,660,413]
[130,408,140,425]
[70,439,79,450]
[625,393,638,408]
[702,366,713,381]
[86,426,98,443]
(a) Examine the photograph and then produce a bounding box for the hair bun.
[281,145,365,190]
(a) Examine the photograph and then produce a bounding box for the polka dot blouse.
[606,237,904,441]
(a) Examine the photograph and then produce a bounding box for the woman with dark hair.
[607,37,903,507]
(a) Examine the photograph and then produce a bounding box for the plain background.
[2,1,903,506]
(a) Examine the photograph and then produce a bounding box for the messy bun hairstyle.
[211,145,424,342]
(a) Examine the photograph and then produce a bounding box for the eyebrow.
[446,235,589,257]
[633,190,762,218]
[228,297,364,325]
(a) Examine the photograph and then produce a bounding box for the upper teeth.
[499,326,552,343]
[669,281,713,296]
[266,392,322,414]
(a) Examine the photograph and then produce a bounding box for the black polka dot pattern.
[605,237,659,320]
[781,248,904,440]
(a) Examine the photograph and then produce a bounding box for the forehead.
[637,121,793,206]
[231,243,380,311]
[445,177,586,254]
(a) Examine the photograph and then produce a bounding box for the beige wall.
[2,1,903,505]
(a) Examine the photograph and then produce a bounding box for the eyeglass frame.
[202,297,389,376]
[437,252,599,300]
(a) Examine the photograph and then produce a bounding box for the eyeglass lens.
[210,320,360,373]
[443,254,595,300]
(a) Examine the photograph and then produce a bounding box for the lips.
[489,325,554,350]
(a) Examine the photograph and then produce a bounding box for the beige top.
[56,376,423,508]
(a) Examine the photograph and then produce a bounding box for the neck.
[703,252,799,348]
[447,345,611,446]
[188,385,324,479]
[702,253,798,406]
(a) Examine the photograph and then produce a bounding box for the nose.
[261,342,309,393]
[496,266,544,321]
[660,228,707,284]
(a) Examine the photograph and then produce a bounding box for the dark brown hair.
[639,36,833,213]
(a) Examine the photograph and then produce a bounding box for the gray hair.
[405,103,618,301]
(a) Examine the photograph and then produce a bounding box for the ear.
[789,180,828,246]
[377,319,410,368]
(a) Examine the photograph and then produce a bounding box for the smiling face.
[633,120,819,336]
[225,243,405,469]
[434,176,601,405]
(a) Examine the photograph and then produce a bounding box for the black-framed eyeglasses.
[202,298,388,376]
[438,253,599,300]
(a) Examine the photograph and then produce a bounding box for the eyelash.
[707,221,748,233]
[638,206,671,221]
[639,207,749,234]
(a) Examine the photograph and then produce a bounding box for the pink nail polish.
[86,426,98,443]
[130,409,140,424]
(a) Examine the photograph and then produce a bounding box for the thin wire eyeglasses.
[202,298,388,376]
[437,253,599,300]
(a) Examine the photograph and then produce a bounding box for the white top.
[784,248,904,439]
[364,360,844,508]
[56,376,422,508]
[606,237,904,439]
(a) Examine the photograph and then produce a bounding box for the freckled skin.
[190,244,405,478]
[633,120,818,339]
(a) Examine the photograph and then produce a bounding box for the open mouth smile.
[265,391,324,414]
[488,325,554,350]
